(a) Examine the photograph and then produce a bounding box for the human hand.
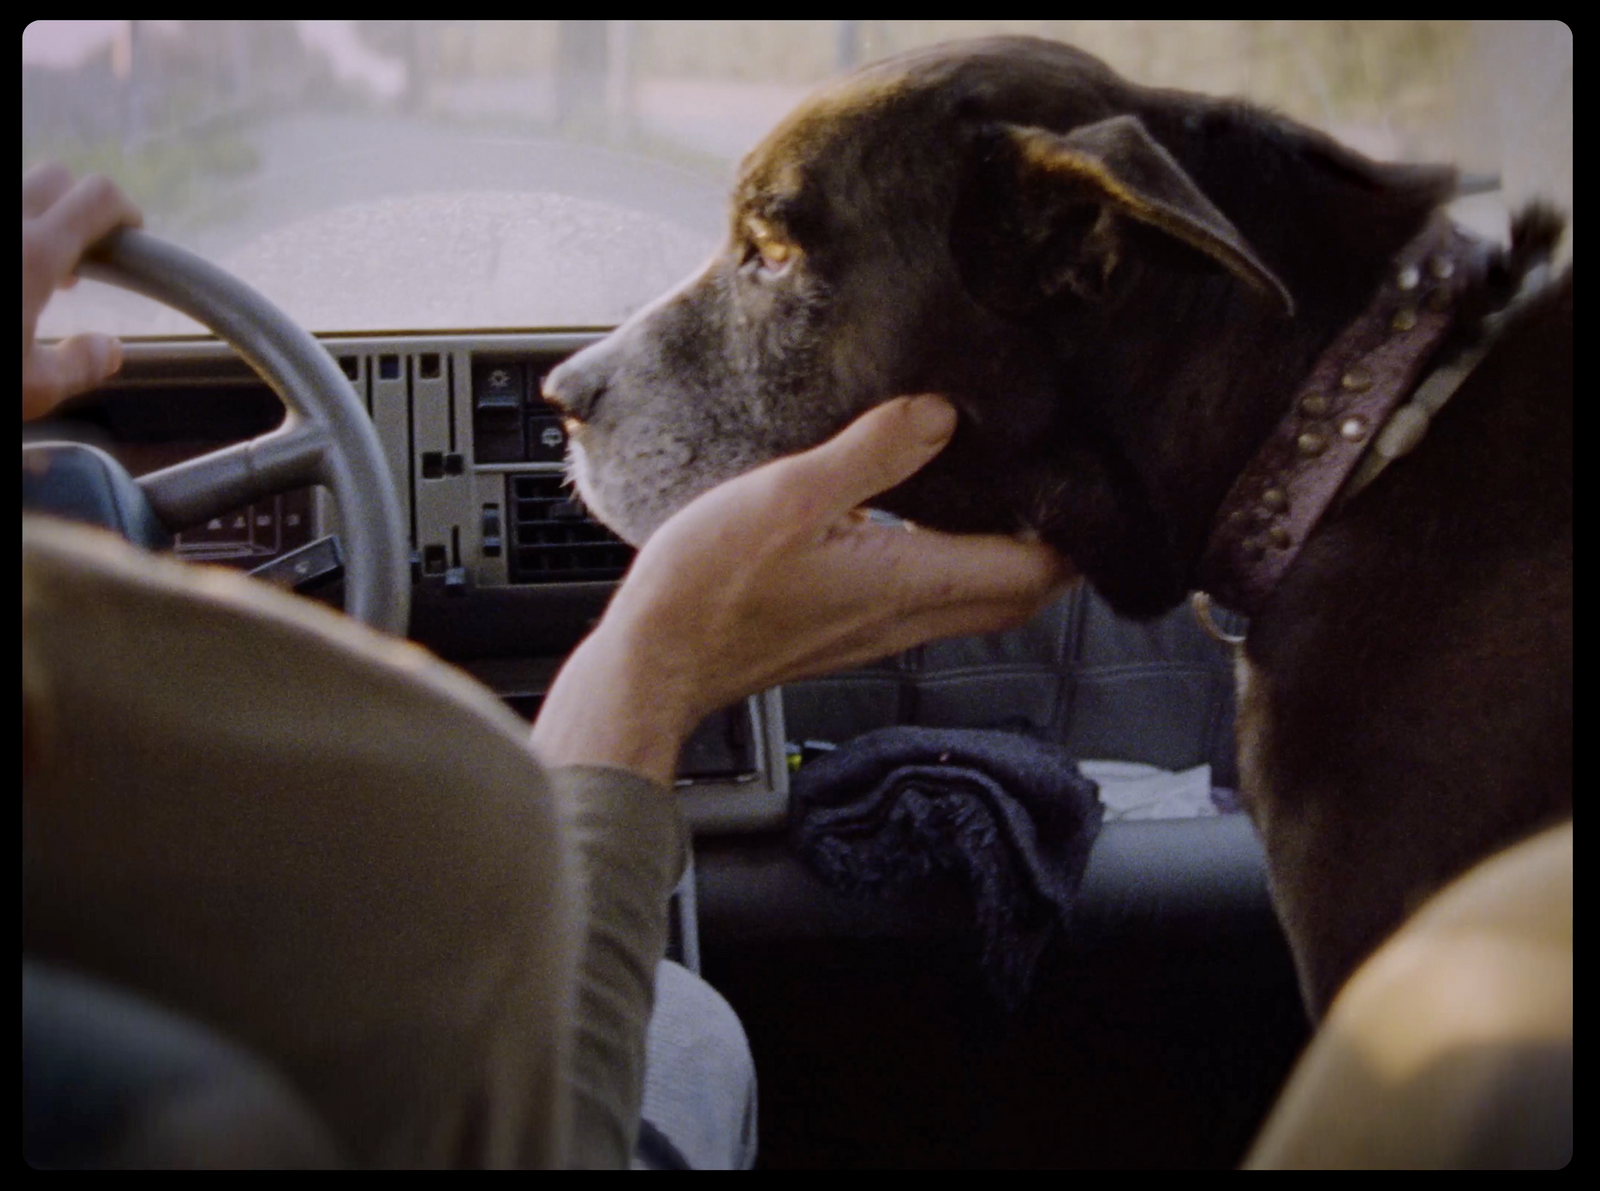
[532,395,1077,785]
[23,164,143,420]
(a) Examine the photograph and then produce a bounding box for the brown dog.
[543,37,1571,1019]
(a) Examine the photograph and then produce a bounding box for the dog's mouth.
[564,431,732,549]
[562,438,637,546]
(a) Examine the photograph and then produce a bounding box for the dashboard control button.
[473,361,527,463]
[182,509,250,548]
[473,362,524,410]
[482,505,503,557]
[527,414,568,462]
[250,498,280,552]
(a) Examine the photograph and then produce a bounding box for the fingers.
[888,581,1072,652]
[22,163,75,218]
[854,516,1075,611]
[782,558,1077,685]
[774,523,1075,680]
[34,171,145,268]
[23,334,123,419]
[23,171,142,291]
[22,167,142,421]
[778,395,957,521]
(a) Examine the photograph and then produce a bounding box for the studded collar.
[1193,216,1490,629]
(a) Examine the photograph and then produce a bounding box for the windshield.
[24,20,1571,338]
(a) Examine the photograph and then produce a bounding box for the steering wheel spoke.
[77,229,409,635]
[138,420,332,532]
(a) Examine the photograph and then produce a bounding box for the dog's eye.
[744,217,797,278]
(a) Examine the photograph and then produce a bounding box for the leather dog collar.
[1194,216,1489,629]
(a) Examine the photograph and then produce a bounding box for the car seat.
[22,513,753,1167]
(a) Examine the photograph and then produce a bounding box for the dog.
[543,36,1571,1021]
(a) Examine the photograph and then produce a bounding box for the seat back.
[783,584,1245,783]
[24,960,342,1168]
[24,516,579,1166]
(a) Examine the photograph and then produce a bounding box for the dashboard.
[26,322,1252,847]
[26,332,790,834]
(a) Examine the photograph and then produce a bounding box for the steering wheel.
[76,228,410,636]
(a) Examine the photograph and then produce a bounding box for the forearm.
[532,627,693,788]
[548,765,688,1169]
[531,394,1070,1165]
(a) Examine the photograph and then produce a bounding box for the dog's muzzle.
[541,353,606,424]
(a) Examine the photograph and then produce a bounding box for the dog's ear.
[955,114,1294,316]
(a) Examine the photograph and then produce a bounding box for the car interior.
[22,20,1569,1169]
[23,314,1308,1167]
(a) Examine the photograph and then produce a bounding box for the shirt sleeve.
[547,765,689,1169]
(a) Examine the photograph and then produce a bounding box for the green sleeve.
[548,765,689,1169]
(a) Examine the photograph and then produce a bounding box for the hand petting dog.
[532,394,1075,785]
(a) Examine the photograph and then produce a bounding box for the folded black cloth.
[790,726,1103,1009]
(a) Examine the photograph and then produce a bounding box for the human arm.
[23,165,143,420]
[532,394,1075,784]
[535,394,1073,1165]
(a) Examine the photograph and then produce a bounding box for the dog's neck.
[1014,144,1452,617]
[1194,215,1493,617]
[1031,102,1486,619]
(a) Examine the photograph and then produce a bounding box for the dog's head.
[544,37,1454,616]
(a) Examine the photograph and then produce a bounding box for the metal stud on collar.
[1197,216,1481,617]
[1296,431,1327,456]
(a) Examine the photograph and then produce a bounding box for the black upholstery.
[698,588,1305,1168]
[23,961,342,1168]
[782,585,1246,787]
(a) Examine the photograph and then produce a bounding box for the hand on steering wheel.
[22,167,410,635]
[23,165,142,420]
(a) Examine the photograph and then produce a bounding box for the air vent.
[507,474,634,583]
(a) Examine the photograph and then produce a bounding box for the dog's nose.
[542,353,606,424]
